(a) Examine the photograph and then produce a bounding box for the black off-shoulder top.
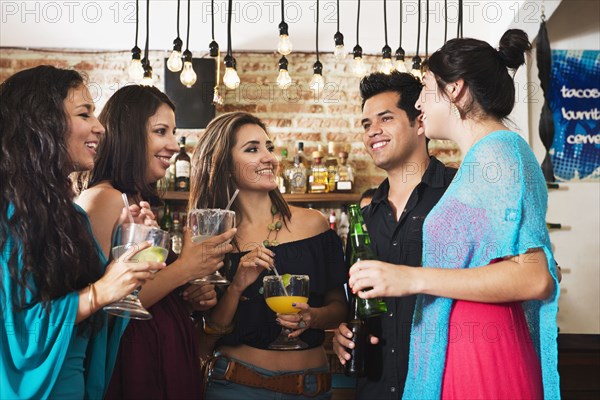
[216,229,347,350]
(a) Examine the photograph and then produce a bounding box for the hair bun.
[497,29,532,69]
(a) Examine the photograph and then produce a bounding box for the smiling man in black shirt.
[333,71,456,399]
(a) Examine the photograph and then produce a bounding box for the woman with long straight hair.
[190,112,348,399]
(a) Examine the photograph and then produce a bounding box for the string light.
[395,0,407,72]
[166,0,183,72]
[209,0,223,105]
[310,61,325,92]
[379,0,393,74]
[141,64,154,86]
[180,50,197,87]
[277,0,293,55]
[276,56,292,88]
[223,0,240,89]
[352,46,367,76]
[179,0,196,87]
[129,47,144,81]
[411,0,422,79]
[140,0,153,86]
[128,0,144,81]
[223,55,240,89]
[310,0,324,93]
[333,0,346,60]
[352,0,367,77]
[411,55,422,79]
[209,0,219,57]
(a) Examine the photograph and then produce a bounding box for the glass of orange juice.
[263,274,310,350]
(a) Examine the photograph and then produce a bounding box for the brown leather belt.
[208,356,332,397]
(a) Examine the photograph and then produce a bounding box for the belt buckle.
[301,371,320,397]
[208,355,231,381]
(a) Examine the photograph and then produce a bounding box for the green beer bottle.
[348,204,388,318]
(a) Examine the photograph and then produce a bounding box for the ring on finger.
[298,321,307,329]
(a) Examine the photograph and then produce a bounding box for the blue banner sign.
[549,50,600,181]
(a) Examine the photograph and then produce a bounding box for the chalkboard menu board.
[164,58,216,129]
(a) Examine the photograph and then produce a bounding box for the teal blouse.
[1,204,128,399]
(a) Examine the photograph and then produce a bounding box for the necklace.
[263,204,282,247]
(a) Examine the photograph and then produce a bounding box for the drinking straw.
[211,188,240,235]
[224,188,240,211]
[121,193,135,224]
[269,259,289,297]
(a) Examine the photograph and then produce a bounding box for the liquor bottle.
[288,152,308,194]
[325,142,339,193]
[276,148,290,194]
[335,151,355,192]
[159,204,174,232]
[344,295,366,377]
[171,219,183,255]
[308,148,328,193]
[329,210,337,230]
[348,204,388,318]
[297,142,309,168]
[174,136,191,192]
[166,155,176,191]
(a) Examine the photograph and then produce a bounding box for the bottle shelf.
[284,193,361,205]
[160,191,361,205]
[161,191,190,201]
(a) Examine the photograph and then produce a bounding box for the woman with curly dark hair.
[0,65,163,399]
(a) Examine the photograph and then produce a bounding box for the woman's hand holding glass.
[94,241,166,309]
[177,227,236,284]
[182,282,218,311]
[277,301,312,338]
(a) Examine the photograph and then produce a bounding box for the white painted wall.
[527,0,600,333]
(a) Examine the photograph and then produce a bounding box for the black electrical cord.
[444,0,447,43]
[185,0,191,50]
[415,0,421,56]
[336,0,340,32]
[316,0,320,61]
[227,0,233,57]
[176,0,180,38]
[399,0,403,48]
[143,0,150,63]
[425,0,429,58]
[356,0,361,46]
[211,0,215,39]
[384,0,388,46]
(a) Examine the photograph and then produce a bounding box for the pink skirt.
[441,300,544,399]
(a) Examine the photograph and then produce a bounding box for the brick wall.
[0,48,459,193]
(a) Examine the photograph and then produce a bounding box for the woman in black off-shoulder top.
[187,112,348,400]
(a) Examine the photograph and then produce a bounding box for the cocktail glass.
[103,223,169,320]
[263,274,310,350]
[188,209,235,285]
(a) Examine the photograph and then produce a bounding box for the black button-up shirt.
[356,157,456,400]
